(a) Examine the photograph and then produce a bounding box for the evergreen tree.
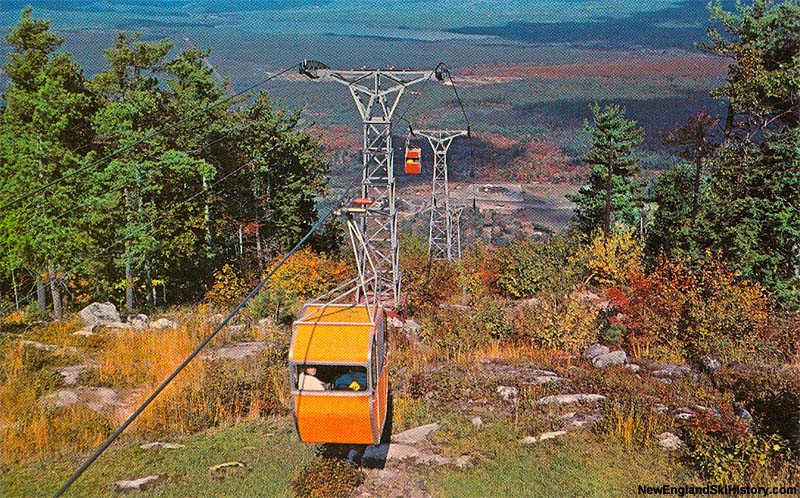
[568,103,644,236]
[700,0,800,306]
[89,31,175,311]
[217,92,330,270]
[703,0,799,134]
[0,7,94,319]
[648,113,720,260]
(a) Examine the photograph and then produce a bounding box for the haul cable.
[53,173,362,497]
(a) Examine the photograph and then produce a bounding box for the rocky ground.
[8,302,749,496]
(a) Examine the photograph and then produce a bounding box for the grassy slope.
[431,432,692,497]
[4,416,694,498]
[2,418,316,498]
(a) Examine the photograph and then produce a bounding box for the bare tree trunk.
[256,232,264,272]
[604,147,615,236]
[12,268,20,311]
[254,191,265,271]
[125,253,134,313]
[238,224,244,260]
[144,259,153,309]
[49,264,62,321]
[37,276,47,312]
[203,175,213,254]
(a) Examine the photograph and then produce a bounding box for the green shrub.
[511,292,600,353]
[421,308,490,357]
[472,298,512,340]
[680,406,792,482]
[495,233,582,299]
[600,323,625,346]
[714,366,800,452]
[290,458,365,498]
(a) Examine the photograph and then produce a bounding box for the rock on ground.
[391,422,441,444]
[363,443,450,466]
[127,314,149,330]
[537,394,606,405]
[140,442,185,449]
[150,318,178,329]
[209,461,245,472]
[38,390,79,409]
[592,350,627,368]
[58,364,88,385]
[651,364,692,378]
[519,430,567,444]
[701,357,721,371]
[74,325,97,336]
[656,432,684,450]
[205,341,265,361]
[496,385,519,400]
[21,340,58,351]
[470,416,483,430]
[584,343,610,359]
[79,302,121,325]
[531,375,564,384]
[113,475,160,491]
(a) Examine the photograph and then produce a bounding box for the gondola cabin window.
[294,365,369,391]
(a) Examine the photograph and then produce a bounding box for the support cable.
[394,62,443,128]
[53,172,361,497]
[1,64,300,212]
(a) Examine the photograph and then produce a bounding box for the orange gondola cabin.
[405,147,421,174]
[289,303,388,445]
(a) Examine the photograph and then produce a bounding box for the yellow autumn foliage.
[572,228,644,288]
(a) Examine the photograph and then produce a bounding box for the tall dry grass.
[95,320,289,435]
[1,316,289,462]
[1,343,113,463]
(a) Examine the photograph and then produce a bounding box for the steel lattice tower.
[300,61,442,306]
[415,129,467,261]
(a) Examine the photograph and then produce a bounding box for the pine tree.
[700,0,800,307]
[0,7,94,320]
[568,103,644,236]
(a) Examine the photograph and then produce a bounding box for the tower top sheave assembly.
[299,60,446,307]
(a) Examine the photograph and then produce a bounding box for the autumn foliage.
[606,256,774,362]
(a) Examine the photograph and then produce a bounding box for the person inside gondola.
[298,366,326,391]
[334,367,368,391]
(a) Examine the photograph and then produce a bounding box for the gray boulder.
[79,302,121,326]
[113,475,160,492]
[537,394,606,405]
[701,357,721,371]
[496,385,519,401]
[519,430,567,444]
[140,442,185,449]
[58,364,87,385]
[656,432,684,450]
[584,343,610,359]
[38,389,79,409]
[592,350,627,368]
[150,318,178,329]
[391,422,441,444]
[74,324,97,336]
[127,314,149,330]
[651,364,692,378]
[470,416,483,430]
